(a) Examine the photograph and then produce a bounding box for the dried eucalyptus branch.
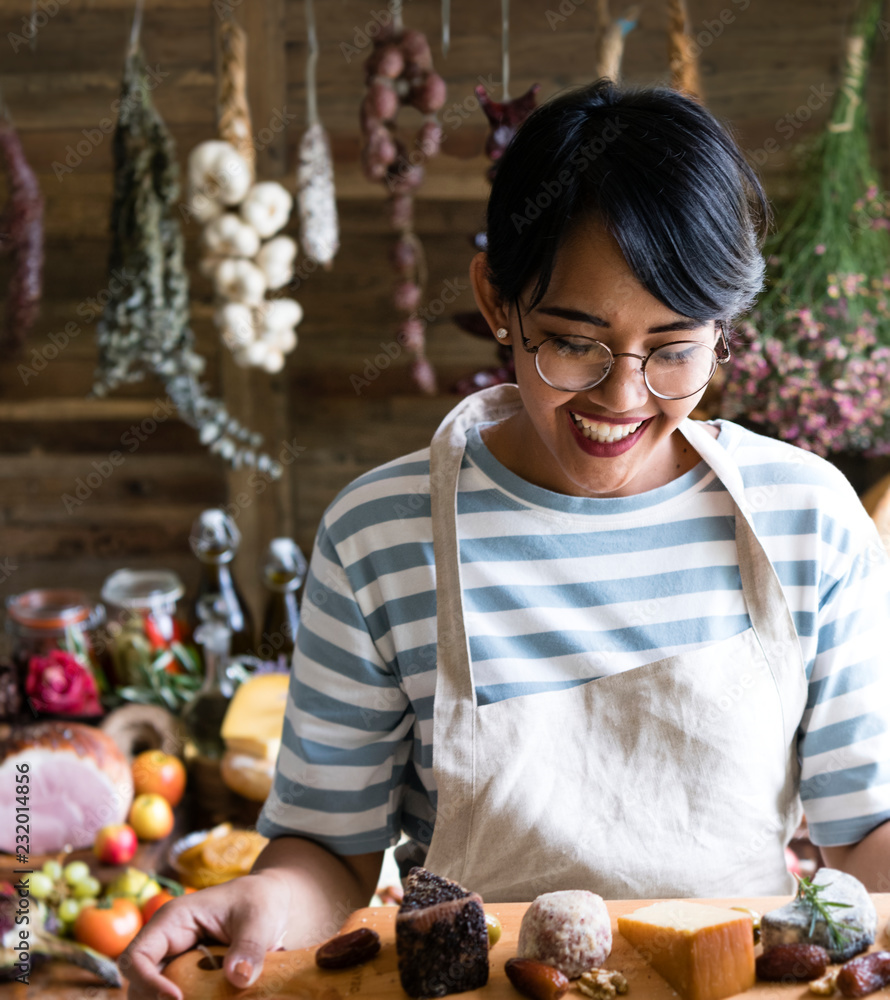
[91,46,282,478]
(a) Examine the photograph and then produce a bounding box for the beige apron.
[422,383,808,901]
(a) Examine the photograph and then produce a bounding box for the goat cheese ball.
[517,890,612,979]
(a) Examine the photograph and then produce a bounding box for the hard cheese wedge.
[220,673,289,759]
[618,901,755,1000]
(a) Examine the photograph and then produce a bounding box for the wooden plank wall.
[0,0,886,627]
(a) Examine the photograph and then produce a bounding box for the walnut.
[808,968,839,995]
[577,968,628,999]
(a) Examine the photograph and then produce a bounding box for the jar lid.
[101,569,185,609]
[6,589,96,629]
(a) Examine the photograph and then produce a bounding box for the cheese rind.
[618,901,755,1000]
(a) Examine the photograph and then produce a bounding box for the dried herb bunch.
[92,45,282,478]
[721,0,890,456]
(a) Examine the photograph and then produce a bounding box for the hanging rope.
[305,0,319,127]
[128,0,144,56]
[667,0,703,100]
[217,17,256,179]
[442,0,450,56]
[501,0,510,100]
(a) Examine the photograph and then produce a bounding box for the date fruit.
[756,943,830,981]
[315,928,381,970]
[505,957,570,1000]
[837,950,890,997]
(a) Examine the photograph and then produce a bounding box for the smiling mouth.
[569,412,647,443]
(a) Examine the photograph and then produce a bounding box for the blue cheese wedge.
[761,868,876,962]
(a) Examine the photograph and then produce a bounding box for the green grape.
[26,872,54,900]
[42,860,63,881]
[63,861,90,886]
[72,876,101,899]
[57,898,81,923]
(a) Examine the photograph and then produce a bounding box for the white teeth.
[570,413,644,443]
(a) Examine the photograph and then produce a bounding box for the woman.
[122,79,890,1000]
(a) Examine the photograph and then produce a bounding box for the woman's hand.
[119,870,290,1000]
[118,838,384,1000]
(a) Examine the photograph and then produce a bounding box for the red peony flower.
[25,649,102,717]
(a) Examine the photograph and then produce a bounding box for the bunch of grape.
[26,859,101,934]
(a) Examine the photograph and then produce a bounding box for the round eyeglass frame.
[515,317,731,400]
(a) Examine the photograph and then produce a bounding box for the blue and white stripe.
[257,418,890,853]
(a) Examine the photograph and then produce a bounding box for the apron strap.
[679,418,807,746]
[429,385,524,876]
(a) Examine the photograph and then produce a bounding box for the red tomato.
[141,885,196,923]
[131,750,187,807]
[74,897,143,958]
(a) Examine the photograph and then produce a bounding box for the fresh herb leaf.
[794,874,862,950]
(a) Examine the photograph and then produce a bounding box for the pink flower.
[814,244,826,256]
[25,650,102,717]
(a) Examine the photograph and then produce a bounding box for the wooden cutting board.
[165,894,890,1000]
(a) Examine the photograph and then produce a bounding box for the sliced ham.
[0,721,133,854]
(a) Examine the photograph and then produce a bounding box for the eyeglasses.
[516,320,731,400]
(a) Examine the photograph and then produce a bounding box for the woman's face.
[474,220,721,498]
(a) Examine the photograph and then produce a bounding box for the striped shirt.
[257,418,890,853]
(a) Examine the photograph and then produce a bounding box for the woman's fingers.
[118,876,290,999]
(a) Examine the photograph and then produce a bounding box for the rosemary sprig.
[794,874,861,950]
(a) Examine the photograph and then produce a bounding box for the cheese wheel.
[618,901,755,1000]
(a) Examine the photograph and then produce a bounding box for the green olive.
[730,906,761,944]
[485,911,502,948]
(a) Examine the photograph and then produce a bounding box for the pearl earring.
[496,327,509,339]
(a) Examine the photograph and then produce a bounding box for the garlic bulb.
[214,258,267,305]
[215,302,256,347]
[261,348,286,373]
[256,235,298,290]
[188,140,252,207]
[243,339,272,367]
[240,181,294,239]
[199,254,226,280]
[260,297,303,331]
[187,189,224,225]
[264,325,298,354]
[203,212,262,258]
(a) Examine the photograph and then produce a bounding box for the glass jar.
[5,589,106,721]
[100,569,190,687]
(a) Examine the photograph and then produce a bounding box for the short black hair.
[483,78,770,325]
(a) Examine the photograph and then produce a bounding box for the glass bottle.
[258,538,307,669]
[181,621,238,826]
[189,509,255,657]
[181,621,233,760]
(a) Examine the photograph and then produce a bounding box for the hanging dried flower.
[91,45,282,479]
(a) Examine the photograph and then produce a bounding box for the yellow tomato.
[131,750,186,807]
[128,793,175,841]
